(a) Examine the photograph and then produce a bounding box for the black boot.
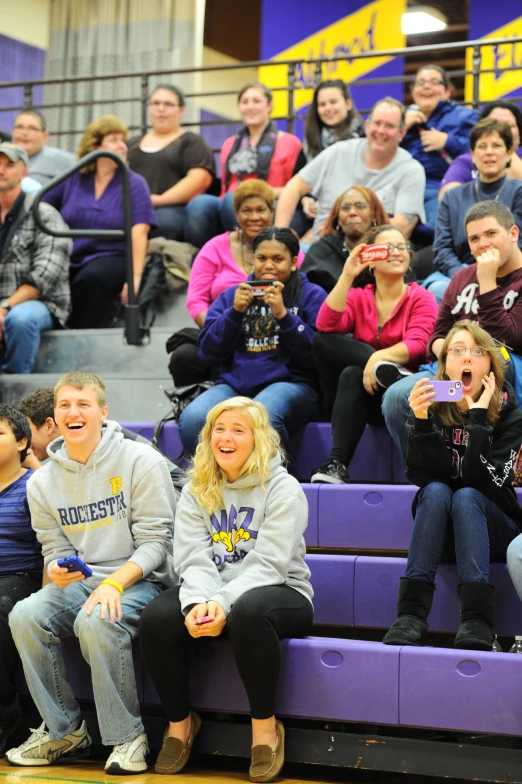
[454,581,495,651]
[383,577,435,646]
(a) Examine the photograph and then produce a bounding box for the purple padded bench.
[317,484,416,550]
[142,636,400,726]
[353,556,522,636]
[399,646,522,736]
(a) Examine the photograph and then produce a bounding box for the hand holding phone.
[250,280,276,297]
[57,555,93,578]
[360,244,390,263]
[431,380,463,402]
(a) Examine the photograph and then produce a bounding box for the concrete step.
[1,374,174,421]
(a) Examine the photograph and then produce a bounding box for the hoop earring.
[335,222,341,233]
[369,267,375,276]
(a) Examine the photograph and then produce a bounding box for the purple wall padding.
[62,637,145,702]
[0,34,44,132]
[399,646,522,735]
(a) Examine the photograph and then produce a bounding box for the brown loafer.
[154,711,202,775]
[249,719,285,783]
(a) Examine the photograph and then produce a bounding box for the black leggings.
[69,254,127,329]
[139,585,313,721]
[168,343,212,386]
[312,332,384,467]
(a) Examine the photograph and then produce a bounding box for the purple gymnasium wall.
[0,34,45,135]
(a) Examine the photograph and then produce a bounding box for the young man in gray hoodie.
[7,371,177,774]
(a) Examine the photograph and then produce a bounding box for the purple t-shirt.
[440,146,522,189]
[44,169,157,267]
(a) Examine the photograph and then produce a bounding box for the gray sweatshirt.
[175,455,313,615]
[27,419,177,587]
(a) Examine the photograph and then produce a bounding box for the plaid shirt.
[0,194,71,326]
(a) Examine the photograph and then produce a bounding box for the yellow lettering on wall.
[258,0,405,117]
[465,19,522,103]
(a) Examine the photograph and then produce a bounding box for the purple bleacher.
[306,554,355,626]
[302,483,318,546]
[353,557,522,635]
[399,646,522,735]
[290,423,395,483]
[317,484,416,549]
[143,637,400,725]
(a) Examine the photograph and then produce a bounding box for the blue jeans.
[9,579,162,745]
[1,300,53,374]
[381,363,437,462]
[150,205,186,241]
[185,192,237,248]
[506,535,522,603]
[178,381,318,456]
[422,270,451,304]
[406,483,519,582]
[424,186,440,230]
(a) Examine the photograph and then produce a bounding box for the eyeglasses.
[238,206,270,216]
[386,243,411,253]
[414,79,446,88]
[339,202,370,211]
[13,124,43,133]
[148,101,180,109]
[447,347,488,357]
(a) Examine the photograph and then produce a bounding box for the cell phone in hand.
[57,555,93,578]
[431,380,463,402]
[250,281,276,297]
[360,244,390,263]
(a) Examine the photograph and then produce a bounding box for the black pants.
[0,572,41,725]
[139,585,313,721]
[69,254,127,329]
[313,332,384,467]
[169,343,212,386]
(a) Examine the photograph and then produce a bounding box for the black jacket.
[301,234,348,294]
[406,383,522,527]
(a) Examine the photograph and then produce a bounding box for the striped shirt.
[0,469,42,574]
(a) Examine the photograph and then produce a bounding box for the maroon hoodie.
[429,264,522,357]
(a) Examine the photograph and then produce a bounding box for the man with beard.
[301,185,389,293]
[275,97,426,239]
[0,143,71,373]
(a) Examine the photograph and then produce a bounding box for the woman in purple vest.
[44,114,157,328]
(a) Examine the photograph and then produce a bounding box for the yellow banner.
[258,0,405,117]
[465,17,522,103]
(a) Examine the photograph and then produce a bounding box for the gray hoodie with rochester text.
[27,419,177,587]
[175,455,313,615]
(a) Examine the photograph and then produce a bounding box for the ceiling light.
[402,6,448,34]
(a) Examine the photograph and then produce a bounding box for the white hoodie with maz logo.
[27,419,177,587]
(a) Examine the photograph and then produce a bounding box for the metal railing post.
[23,84,33,108]
[31,150,146,346]
[472,44,482,110]
[314,60,322,86]
[287,64,296,134]
[140,74,149,136]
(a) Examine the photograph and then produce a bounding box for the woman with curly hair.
[44,114,157,328]
[301,185,388,293]
[139,396,313,781]
[384,321,522,651]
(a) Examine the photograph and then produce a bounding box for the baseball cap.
[0,143,29,167]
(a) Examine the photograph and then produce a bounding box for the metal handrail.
[31,149,146,346]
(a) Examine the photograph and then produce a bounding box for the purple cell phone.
[195,615,212,625]
[431,380,463,402]
[57,555,93,578]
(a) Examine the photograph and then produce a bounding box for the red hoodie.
[316,282,439,370]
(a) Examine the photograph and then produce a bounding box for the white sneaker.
[5,720,91,766]
[105,732,149,774]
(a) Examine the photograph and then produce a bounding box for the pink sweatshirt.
[316,282,439,369]
[220,132,302,196]
[186,232,304,322]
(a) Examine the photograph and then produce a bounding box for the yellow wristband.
[101,578,124,595]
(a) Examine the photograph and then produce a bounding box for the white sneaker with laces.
[105,732,149,774]
[5,720,91,766]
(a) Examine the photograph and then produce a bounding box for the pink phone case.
[431,380,463,401]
